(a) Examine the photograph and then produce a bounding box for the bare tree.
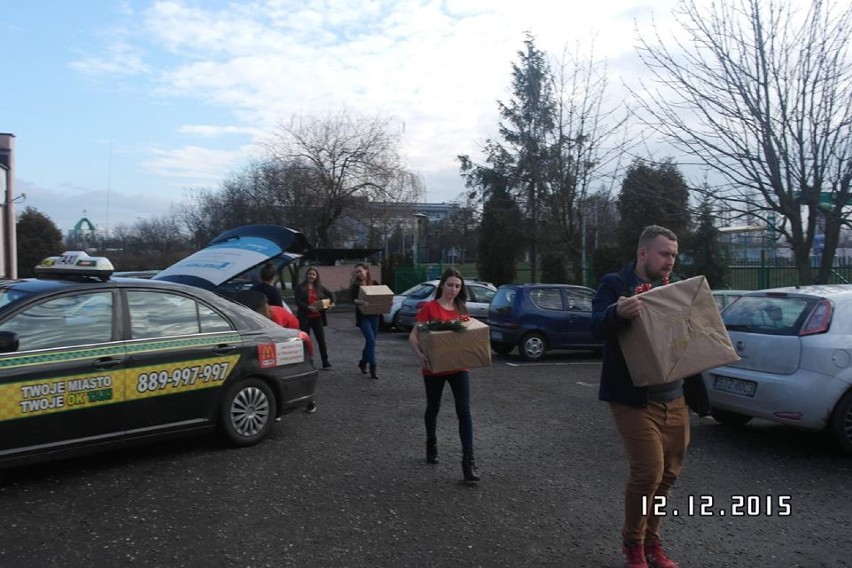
[262,110,424,247]
[634,0,852,284]
[548,42,632,282]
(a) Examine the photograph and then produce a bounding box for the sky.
[1,0,690,234]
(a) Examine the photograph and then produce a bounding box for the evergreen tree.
[497,33,556,282]
[616,159,691,260]
[16,207,63,277]
[459,33,555,282]
[682,198,729,287]
[476,180,524,286]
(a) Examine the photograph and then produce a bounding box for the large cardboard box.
[417,318,493,374]
[617,275,740,387]
[358,285,394,315]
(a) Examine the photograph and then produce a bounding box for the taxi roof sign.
[35,251,115,281]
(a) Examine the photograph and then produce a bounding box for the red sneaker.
[644,540,679,568]
[622,543,648,568]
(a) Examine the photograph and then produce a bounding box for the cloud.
[177,125,261,138]
[140,144,254,182]
[69,40,151,78]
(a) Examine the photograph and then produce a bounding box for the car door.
[466,285,496,320]
[563,287,597,345]
[527,287,572,346]
[0,290,126,460]
[121,289,243,434]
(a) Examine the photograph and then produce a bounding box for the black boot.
[426,440,439,464]
[369,364,379,380]
[357,360,367,374]
[462,450,480,483]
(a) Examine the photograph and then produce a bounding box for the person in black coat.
[293,267,335,369]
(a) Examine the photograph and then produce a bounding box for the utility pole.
[0,133,16,279]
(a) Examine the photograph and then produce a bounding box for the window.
[0,291,114,351]
[127,291,231,339]
[469,285,496,304]
[530,288,563,311]
[722,296,815,336]
[566,288,594,312]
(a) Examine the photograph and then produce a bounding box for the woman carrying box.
[408,267,480,484]
[350,263,380,379]
[294,267,335,369]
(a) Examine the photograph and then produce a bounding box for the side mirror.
[0,331,19,353]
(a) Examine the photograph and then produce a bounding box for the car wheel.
[392,312,401,332]
[491,343,513,355]
[711,407,752,427]
[219,378,277,447]
[519,333,546,361]
[830,390,852,454]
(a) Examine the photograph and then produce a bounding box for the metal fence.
[726,258,852,290]
[392,259,852,293]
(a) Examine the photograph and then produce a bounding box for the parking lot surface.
[1,310,849,568]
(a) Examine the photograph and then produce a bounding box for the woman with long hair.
[294,266,335,369]
[349,263,380,379]
[408,268,480,484]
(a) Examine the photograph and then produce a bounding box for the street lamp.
[412,213,427,265]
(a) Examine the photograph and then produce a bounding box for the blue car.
[487,284,603,361]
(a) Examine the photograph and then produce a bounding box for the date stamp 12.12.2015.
[641,494,792,517]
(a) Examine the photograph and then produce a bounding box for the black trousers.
[301,316,329,364]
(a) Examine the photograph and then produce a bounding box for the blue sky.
[2,0,685,234]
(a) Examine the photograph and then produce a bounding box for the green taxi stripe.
[0,332,243,370]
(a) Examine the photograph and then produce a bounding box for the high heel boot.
[357,360,367,374]
[369,364,379,380]
[462,450,480,483]
[426,440,439,464]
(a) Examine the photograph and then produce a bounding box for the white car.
[703,285,852,453]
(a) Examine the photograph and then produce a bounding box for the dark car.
[0,225,318,470]
[487,283,603,361]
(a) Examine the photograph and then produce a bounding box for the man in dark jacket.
[591,225,686,568]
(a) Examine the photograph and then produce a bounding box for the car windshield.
[408,284,436,300]
[721,295,820,336]
[399,284,425,296]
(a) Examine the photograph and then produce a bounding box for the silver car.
[703,285,852,453]
[395,279,497,332]
[381,283,422,331]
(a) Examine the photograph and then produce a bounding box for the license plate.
[490,331,503,341]
[713,376,757,397]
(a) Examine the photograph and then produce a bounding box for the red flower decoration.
[460,314,471,321]
[633,276,671,296]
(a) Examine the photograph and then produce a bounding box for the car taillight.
[800,299,832,336]
[298,331,314,357]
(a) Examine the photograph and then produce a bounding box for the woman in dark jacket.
[294,267,335,369]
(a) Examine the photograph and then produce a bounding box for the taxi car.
[0,225,318,469]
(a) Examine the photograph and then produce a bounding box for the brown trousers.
[610,396,690,544]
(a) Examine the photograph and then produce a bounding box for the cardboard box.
[358,285,393,315]
[310,298,332,310]
[617,275,740,387]
[417,318,492,374]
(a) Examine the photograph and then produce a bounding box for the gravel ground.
[0,310,850,568]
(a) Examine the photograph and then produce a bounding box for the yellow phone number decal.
[134,362,231,394]
[125,356,240,401]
